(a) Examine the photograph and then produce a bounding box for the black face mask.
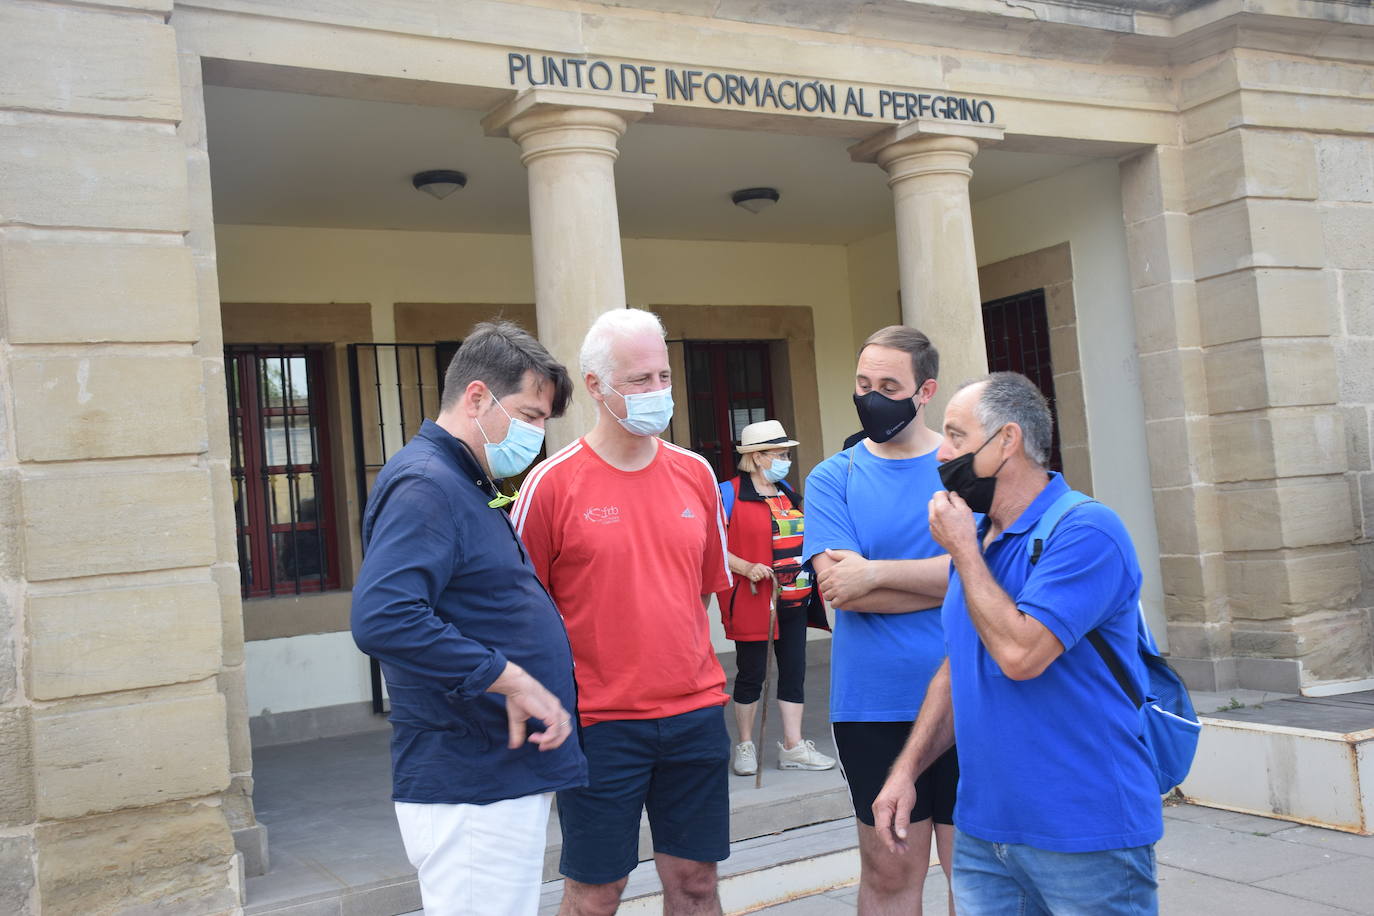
[937,427,1007,514]
[853,391,918,444]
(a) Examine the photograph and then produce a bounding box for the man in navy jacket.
[352,321,587,916]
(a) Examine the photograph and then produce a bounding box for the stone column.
[850,119,1004,425]
[178,41,267,878]
[484,89,654,450]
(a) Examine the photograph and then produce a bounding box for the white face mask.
[605,384,674,437]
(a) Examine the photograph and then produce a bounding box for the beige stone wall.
[1121,31,1374,692]
[1318,133,1374,680]
[0,1,242,912]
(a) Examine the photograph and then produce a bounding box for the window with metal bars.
[684,341,775,482]
[225,346,342,598]
[981,288,1063,472]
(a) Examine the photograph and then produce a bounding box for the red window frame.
[226,346,342,598]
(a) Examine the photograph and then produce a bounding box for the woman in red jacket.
[717,420,836,777]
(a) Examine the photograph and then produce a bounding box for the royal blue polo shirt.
[351,420,587,805]
[943,473,1163,852]
[802,442,948,722]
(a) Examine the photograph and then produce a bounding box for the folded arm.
[812,548,946,613]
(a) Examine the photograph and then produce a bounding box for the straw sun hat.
[736,419,800,453]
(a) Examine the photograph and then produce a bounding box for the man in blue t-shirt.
[873,372,1162,915]
[803,325,957,913]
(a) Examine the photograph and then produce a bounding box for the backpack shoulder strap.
[719,479,735,521]
[1030,489,1146,708]
[1027,490,1095,566]
[1086,625,1144,708]
[1033,491,1137,708]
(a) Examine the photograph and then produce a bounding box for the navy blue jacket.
[351,420,587,804]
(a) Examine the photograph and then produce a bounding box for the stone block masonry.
[0,0,242,912]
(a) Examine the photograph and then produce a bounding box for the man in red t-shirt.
[514,307,732,915]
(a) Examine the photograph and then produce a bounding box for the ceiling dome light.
[731,187,780,214]
[412,169,468,200]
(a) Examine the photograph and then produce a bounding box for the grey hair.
[962,372,1053,467]
[579,308,667,382]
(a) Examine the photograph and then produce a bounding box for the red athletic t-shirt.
[512,438,732,725]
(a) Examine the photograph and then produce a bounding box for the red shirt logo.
[583,505,621,524]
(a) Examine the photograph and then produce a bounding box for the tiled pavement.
[750,802,1374,915]
[250,642,1374,915]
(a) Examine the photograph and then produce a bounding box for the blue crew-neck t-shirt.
[944,472,1163,853]
[802,442,948,723]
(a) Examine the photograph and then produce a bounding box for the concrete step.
[244,779,853,915]
[537,818,863,915]
[552,761,852,884]
[1181,689,1374,835]
[245,642,848,916]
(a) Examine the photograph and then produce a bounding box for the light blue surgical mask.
[606,384,674,437]
[479,396,545,479]
[763,457,791,484]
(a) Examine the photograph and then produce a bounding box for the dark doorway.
[981,289,1062,472]
[684,341,775,481]
[434,340,462,395]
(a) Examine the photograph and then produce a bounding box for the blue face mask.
[607,384,674,437]
[762,457,791,483]
[480,396,545,480]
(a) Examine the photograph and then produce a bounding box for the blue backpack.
[1029,490,1202,795]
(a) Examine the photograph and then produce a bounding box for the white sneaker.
[731,741,758,776]
[777,739,837,771]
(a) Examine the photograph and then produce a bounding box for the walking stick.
[754,578,780,789]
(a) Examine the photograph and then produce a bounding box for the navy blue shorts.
[557,705,731,885]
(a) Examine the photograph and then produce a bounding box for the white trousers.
[395,793,553,916]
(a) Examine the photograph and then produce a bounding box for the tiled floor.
[752,803,1374,915]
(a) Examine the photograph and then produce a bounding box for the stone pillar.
[1126,37,1373,693]
[0,1,239,912]
[484,88,654,450]
[850,119,1004,425]
[178,41,267,877]
[1120,146,1230,677]
[1185,124,1366,693]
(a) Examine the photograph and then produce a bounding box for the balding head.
[956,373,1053,467]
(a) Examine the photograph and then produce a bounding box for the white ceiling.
[204,86,1090,245]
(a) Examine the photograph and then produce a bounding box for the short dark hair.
[860,325,939,385]
[441,320,572,417]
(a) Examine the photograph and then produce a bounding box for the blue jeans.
[952,828,1157,915]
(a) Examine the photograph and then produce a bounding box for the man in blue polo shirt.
[872,372,1160,915]
[351,321,587,916]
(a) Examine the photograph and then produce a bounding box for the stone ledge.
[1183,691,1374,836]
[234,823,270,879]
